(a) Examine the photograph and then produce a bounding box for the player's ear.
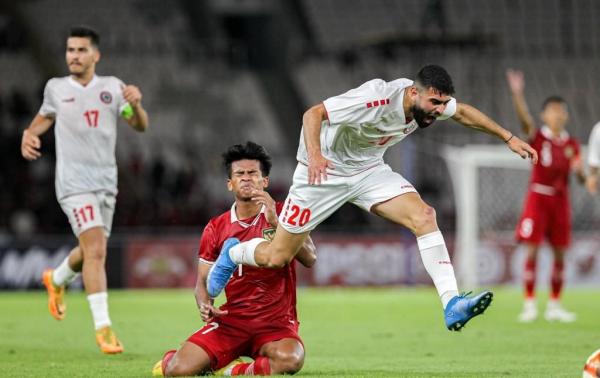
[227,179,233,192]
[93,48,101,63]
[263,176,269,189]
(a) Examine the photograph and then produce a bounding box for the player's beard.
[411,105,437,129]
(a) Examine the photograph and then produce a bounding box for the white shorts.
[58,191,116,238]
[279,163,417,233]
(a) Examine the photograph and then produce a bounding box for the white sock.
[417,231,459,309]
[87,292,112,330]
[229,238,265,267]
[52,257,79,287]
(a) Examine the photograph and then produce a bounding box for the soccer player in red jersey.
[153,142,316,376]
[506,69,585,323]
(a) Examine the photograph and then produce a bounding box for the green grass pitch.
[0,287,598,377]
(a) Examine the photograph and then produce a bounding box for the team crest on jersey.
[262,227,276,241]
[564,146,574,159]
[100,91,112,104]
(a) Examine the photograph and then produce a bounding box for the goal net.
[443,144,600,288]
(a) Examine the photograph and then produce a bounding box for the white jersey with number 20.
[296,78,457,176]
[39,75,129,200]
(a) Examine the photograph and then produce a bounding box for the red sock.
[161,349,177,375]
[231,357,271,376]
[550,260,564,300]
[523,257,536,299]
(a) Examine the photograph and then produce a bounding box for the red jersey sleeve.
[197,220,220,263]
[275,201,284,216]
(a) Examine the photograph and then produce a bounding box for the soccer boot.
[214,358,245,376]
[207,238,240,298]
[444,290,493,331]
[517,299,538,323]
[95,326,124,354]
[544,301,576,322]
[42,269,66,320]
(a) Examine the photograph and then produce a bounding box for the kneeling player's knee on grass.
[410,205,437,235]
[272,353,304,374]
[165,360,201,377]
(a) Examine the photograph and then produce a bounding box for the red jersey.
[527,126,580,196]
[198,202,297,322]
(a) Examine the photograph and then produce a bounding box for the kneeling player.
[153,142,316,376]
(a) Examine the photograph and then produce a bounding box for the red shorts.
[187,314,302,370]
[515,192,571,248]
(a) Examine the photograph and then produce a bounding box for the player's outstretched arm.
[121,84,149,132]
[586,167,599,194]
[195,262,228,322]
[506,69,536,138]
[21,114,54,161]
[452,102,538,164]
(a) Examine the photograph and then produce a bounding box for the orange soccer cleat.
[95,326,124,354]
[42,269,66,320]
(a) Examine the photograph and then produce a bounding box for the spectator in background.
[586,122,600,194]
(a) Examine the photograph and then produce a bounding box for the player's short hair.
[223,141,272,178]
[542,95,567,110]
[69,25,100,47]
[415,65,455,95]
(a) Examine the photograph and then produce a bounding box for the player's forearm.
[128,104,149,132]
[453,103,513,142]
[510,92,535,136]
[26,114,54,136]
[303,104,326,158]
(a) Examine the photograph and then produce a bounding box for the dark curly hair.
[69,25,100,47]
[415,64,455,95]
[222,141,272,178]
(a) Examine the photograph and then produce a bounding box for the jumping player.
[21,25,149,352]
[208,65,538,331]
[506,69,585,322]
[153,142,316,376]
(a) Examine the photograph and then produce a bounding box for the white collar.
[541,125,569,142]
[230,202,266,228]
[68,74,98,89]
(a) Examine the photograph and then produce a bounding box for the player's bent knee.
[410,205,438,235]
[272,353,304,374]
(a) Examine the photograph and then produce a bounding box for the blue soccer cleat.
[444,290,493,331]
[206,238,240,298]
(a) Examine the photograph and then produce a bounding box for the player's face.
[65,37,99,76]
[541,101,569,131]
[411,86,452,128]
[227,159,269,201]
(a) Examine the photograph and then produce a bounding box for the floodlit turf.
[0,287,598,377]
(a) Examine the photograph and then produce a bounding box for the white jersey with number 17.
[39,75,129,200]
[296,78,457,176]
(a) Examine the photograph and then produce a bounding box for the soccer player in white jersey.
[586,121,600,194]
[20,26,148,353]
[208,65,538,331]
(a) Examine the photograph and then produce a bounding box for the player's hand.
[308,153,335,185]
[507,136,538,164]
[251,189,278,226]
[586,175,598,194]
[21,129,42,160]
[199,302,228,323]
[121,84,142,107]
[506,69,525,94]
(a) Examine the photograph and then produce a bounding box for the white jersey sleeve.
[436,97,457,120]
[588,122,600,168]
[323,79,396,125]
[39,79,57,117]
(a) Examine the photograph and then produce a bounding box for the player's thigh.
[59,192,105,238]
[187,320,250,371]
[548,196,571,248]
[167,341,212,376]
[279,164,353,233]
[516,193,549,244]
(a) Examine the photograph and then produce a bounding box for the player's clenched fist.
[21,129,42,160]
[121,84,142,106]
